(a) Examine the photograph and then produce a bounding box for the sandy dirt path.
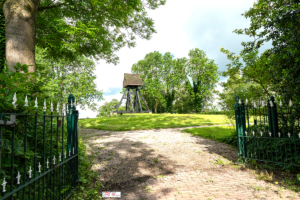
[80,126,300,200]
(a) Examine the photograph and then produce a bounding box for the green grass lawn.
[79,113,235,131]
[183,125,236,142]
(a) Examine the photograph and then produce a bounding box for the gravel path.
[80,126,300,200]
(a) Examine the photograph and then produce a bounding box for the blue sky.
[78,0,272,118]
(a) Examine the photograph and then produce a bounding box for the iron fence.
[234,95,300,166]
[0,94,79,199]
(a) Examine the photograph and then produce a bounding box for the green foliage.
[233,0,300,115]
[69,137,102,200]
[96,99,125,117]
[201,111,234,115]
[132,49,219,114]
[132,51,180,113]
[0,62,51,113]
[35,47,104,111]
[217,47,276,123]
[186,48,220,113]
[35,0,166,64]
[0,1,4,72]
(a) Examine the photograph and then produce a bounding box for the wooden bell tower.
[113,73,152,115]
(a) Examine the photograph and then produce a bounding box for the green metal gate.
[234,95,300,166]
[0,94,79,199]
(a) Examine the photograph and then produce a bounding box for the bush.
[201,111,234,115]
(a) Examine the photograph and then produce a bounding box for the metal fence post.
[267,96,279,137]
[235,96,247,158]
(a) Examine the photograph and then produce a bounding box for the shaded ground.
[80,126,300,200]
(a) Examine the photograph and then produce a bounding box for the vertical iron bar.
[22,115,28,200]
[43,111,46,199]
[10,125,15,199]
[34,112,38,200]
[50,111,53,200]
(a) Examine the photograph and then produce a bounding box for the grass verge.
[183,125,236,144]
[79,113,236,131]
[183,126,300,193]
[69,137,102,200]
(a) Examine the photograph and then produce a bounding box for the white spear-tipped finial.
[50,101,53,112]
[24,95,28,107]
[289,99,293,107]
[278,132,281,137]
[69,150,71,156]
[74,99,76,107]
[64,151,66,159]
[269,132,272,137]
[260,131,263,136]
[12,92,17,108]
[279,100,282,107]
[73,147,74,154]
[288,132,291,138]
[253,102,257,108]
[28,166,32,178]
[245,131,247,135]
[261,101,264,107]
[66,104,69,113]
[34,97,38,108]
[59,153,61,162]
[245,99,248,105]
[46,159,49,168]
[38,162,41,173]
[53,155,56,165]
[56,102,59,113]
[238,99,242,105]
[298,132,300,138]
[71,99,73,107]
[252,131,255,136]
[270,101,274,107]
[62,104,65,114]
[43,99,47,111]
[2,178,7,192]
[16,171,21,184]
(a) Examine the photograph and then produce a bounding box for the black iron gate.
[0,94,79,199]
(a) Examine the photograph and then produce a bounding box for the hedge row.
[200,111,234,115]
[0,3,5,72]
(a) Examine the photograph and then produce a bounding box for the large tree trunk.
[3,0,40,72]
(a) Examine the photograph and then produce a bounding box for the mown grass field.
[78,113,236,131]
[183,125,236,143]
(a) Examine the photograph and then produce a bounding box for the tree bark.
[3,0,40,72]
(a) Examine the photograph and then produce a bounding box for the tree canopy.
[35,0,166,64]
[131,48,219,114]
[234,0,300,105]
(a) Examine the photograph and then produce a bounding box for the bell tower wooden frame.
[113,73,152,114]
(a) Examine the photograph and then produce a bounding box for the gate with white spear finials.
[234,95,300,166]
[0,94,79,199]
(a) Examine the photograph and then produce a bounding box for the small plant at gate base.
[214,158,224,165]
[257,170,274,181]
[207,178,214,183]
[142,185,152,193]
[154,158,158,163]
[153,175,165,179]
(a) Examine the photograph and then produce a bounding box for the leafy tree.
[218,47,278,122]
[131,51,166,113]
[35,47,104,110]
[184,48,219,113]
[96,99,125,117]
[2,0,166,72]
[234,0,300,107]
[173,82,193,113]
[0,0,4,72]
